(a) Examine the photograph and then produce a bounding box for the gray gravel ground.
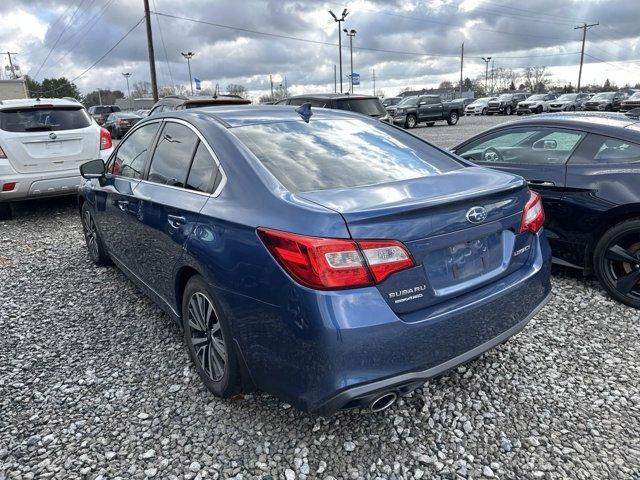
[1,115,639,480]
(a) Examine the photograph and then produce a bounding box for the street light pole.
[329,9,348,94]
[343,28,356,94]
[482,57,492,94]
[181,51,195,95]
[122,72,132,110]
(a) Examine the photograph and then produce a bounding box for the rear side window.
[590,135,640,163]
[232,118,462,193]
[186,142,220,192]
[111,122,159,178]
[0,107,91,132]
[335,98,386,117]
[147,122,199,187]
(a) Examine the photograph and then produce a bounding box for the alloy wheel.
[603,238,640,302]
[188,292,227,381]
[82,210,99,260]
[406,115,416,128]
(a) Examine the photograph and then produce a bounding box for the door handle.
[167,214,187,228]
[117,200,130,211]
[528,180,555,187]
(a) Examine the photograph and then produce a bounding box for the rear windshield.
[0,106,92,132]
[335,98,386,117]
[232,118,462,193]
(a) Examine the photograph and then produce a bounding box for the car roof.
[155,104,372,128]
[0,97,83,110]
[287,93,378,100]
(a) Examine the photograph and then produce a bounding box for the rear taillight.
[257,228,414,290]
[2,182,16,192]
[0,144,6,159]
[100,127,112,150]
[520,191,545,234]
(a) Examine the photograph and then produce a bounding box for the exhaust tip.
[369,392,397,413]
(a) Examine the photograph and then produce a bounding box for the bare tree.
[493,68,520,92]
[523,66,550,93]
[226,84,248,98]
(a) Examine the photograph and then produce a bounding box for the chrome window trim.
[108,117,226,197]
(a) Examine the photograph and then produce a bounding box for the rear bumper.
[226,230,552,414]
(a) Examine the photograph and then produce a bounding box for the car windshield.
[383,98,400,106]
[592,92,615,100]
[0,106,92,132]
[627,92,640,100]
[232,118,462,193]
[335,98,387,117]
[498,95,513,101]
[527,95,545,101]
[557,94,578,101]
[397,96,419,107]
[473,97,493,104]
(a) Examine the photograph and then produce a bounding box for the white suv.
[0,97,113,219]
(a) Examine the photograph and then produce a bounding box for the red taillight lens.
[99,127,112,150]
[520,190,545,234]
[257,228,414,290]
[2,182,16,191]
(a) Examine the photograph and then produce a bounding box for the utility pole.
[3,52,19,79]
[329,9,348,93]
[284,76,288,97]
[143,0,159,101]
[372,68,375,96]
[97,89,102,106]
[334,65,337,93]
[482,57,492,94]
[181,51,195,95]
[343,28,356,94]
[459,43,464,97]
[575,22,599,91]
[122,72,132,110]
[269,74,274,99]
[491,59,495,93]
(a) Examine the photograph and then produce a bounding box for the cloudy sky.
[1,0,639,100]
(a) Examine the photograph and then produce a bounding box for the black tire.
[569,106,575,112]
[505,106,512,115]
[593,219,640,309]
[0,202,12,221]
[182,275,241,397]
[481,107,487,115]
[536,105,543,114]
[605,105,612,112]
[404,114,417,129]
[81,203,110,266]
[446,111,459,125]
[425,122,435,127]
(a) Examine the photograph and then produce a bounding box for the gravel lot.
[1,115,639,480]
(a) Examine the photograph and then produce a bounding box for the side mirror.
[533,139,557,150]
[80,158,106,179]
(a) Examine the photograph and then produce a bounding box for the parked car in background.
[464,97,497,116]
[0,97,112,220]
[149,95,251,115]
[278,94,389,121]
[136,109,151,117]
[78,105,551,414]
[619,92,640,112]
[516,93,557,115]
[391,95,461,128]
[382,97,402,110]
[451,97,475,109]
[548,93,590,112]
[102,112,142,139]
[487,93,528,116]
[87,104,121,125]
[453,112,640,308]
[582,92,626,112]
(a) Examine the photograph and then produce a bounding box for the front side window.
[457,127,585,165]
[232,118,462,193]
[111,122,159,178]
[186,142,220,192]
[147,122,199,187]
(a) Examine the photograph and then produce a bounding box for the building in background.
[0,79,28,100]
[114,97,155,111]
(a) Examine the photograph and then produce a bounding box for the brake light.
[0,144,6,159]
[99,127,112,150]
[116,119,128,125]
[520,191,545,234]
[257,228,414,290]
[2,182,16,191]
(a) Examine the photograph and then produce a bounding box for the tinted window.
[111,123,159,178]
[232,118,462,193]
[147,122,199,187]
[0,107,91,132]
[288,98,308,106]
[186,141,220,192]
[335,98,386,117]
[587,135,640,163]
[457,127,585,165]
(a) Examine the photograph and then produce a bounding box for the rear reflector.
[2,182,16,192]
[257,228,414,290]
[0,145,6,159]
[100,127,112,150]
[520,190,545,234]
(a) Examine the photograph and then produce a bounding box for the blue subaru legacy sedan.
[78,105,552,415]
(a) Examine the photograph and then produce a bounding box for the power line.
[152,0,175,91]
[475,0,591,24]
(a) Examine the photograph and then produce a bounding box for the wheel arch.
[174,265,202,325]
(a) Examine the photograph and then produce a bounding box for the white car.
[0,97,113,219]
[516,93,557,115]
[464,97,497,116]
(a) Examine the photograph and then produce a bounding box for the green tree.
[83,89,125,108]
[28,77,82,99]
[24,75,41,97]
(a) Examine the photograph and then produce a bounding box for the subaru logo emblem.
[49,132,57,140]
[466,206,487,224]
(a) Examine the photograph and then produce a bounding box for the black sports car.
[453,112,640,308]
